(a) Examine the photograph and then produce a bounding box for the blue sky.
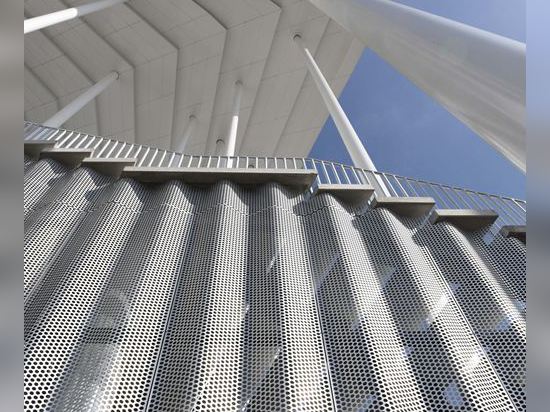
[309,0,526,199]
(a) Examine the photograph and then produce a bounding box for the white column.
[225,81,243,157]
[306,0,526,172]
[293,34,377,171]
[25,0,126,34]
[215,139,225,156]
[175,115,197,153]
[43,71,119,128]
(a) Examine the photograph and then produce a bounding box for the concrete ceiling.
[24,0,364,157]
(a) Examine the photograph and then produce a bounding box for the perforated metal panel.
[24,158,526,411]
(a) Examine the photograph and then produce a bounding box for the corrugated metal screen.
[24,157,526,411]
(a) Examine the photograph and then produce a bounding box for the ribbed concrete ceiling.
[24,0,364,156]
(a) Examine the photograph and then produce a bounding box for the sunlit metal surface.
[25,122,527,235]
[24,152,525,410]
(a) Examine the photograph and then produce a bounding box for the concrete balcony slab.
[121,167,318,190]
[499,225,526,243]
[39,148,94,168]
[81,158,137,178]
[371,196,436,217]
[429,209,499,231]
[314,184,375,204]
[24,141,56,158]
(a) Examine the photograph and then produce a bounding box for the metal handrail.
[24,122,526,231]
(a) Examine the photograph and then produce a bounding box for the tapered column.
[307,0,526,172]
[175,115,197,153]
[215,139,225,156]
[225,81,243,157]
[25,0,126,34]
[293,34,377,171]
[43,71,119,128]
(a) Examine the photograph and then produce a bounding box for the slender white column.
[215,139,225,156]
[175,115,197,153]
[43,71,119,128]
[293,34,377,171]
[25,0,126,34]
[306,0,526,172]
[225,81,243,157]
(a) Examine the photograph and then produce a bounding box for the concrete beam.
[24,141,56,159]
[499,225,526,243]
[121,167,318,190]
[429,209,499,231]
[81,157,137,178]
[315,184,375,204]
[39,148,94,168]
[371,196,436,217]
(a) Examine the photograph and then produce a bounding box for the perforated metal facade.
[24,156,526,411]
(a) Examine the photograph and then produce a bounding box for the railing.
[25,122,526,231]
[368,171,526,229]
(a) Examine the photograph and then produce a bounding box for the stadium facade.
[24,0,526,411]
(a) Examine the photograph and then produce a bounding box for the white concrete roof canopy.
[24,0,363,157]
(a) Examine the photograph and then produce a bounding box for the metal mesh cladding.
[24,157,526,411]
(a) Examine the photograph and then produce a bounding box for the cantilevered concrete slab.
[24,141,56,158]
[121,167,318,190]
[40,148,94,168]
[499,225,526,243]
[315,184,375,204]
[429,209,499,231]
[371,196,436,218]
[82,158,137,178]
